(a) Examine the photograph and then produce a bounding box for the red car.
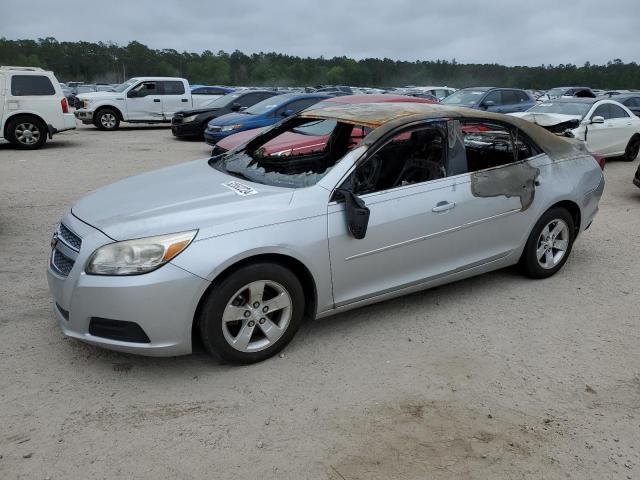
[212,94,436,156]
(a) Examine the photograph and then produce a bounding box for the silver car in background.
[47,103,604,363]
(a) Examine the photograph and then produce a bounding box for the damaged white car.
[511,98,640,162]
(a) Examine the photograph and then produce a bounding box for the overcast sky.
[1,0,636,66]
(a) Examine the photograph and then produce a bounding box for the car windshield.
[442,89,487,106]
[546,88,568,98]
[112,79,138,93]
[202,93,242,108]
[529,102,592,117]
[211,117,359,188]
[244,97,286,115]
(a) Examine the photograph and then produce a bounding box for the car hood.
[510,112,582,127]
[210,111,255,126]
[76,91,119,101]
[217,128,327,154]
[176,107,224,117]
[72,159,294,241]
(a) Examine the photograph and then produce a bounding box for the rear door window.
[608,104,630,118]
[161,81,185,95]
[502,90,520,105]
[11,75,55,96]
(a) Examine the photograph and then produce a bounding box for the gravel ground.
[1,124,639,480]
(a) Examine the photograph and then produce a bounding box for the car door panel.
[160,80,189,117]
[127,82,162,120]
[328,178,468,306]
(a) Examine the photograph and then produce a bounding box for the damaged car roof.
[299,102,585,159]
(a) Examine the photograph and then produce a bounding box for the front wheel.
[198,262,305,364]
[94,109,120,131]
[519,207,575,279]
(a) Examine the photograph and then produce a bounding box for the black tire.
[519,207,575,279]
[94,108,120,131]
[5,115,47,150]
[198,262,305,364]
[622,135,640,162]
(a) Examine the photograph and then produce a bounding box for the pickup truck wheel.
[198,262,305,364]
[622,135,640,162]
[6,116,47,150]
[519,207,575,279]
[94,109,120,131]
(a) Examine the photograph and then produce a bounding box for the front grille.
[51,249,75,276]
[59,224,81,251]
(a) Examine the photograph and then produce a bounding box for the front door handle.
[432,201,456,213]
[181,99,188,102]
[153,98,161,103]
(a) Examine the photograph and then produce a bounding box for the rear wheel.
[94,109,120,131]
[622,135,640,162]
[6,116,47,150]
[198,262,305,364]
[519,207,575,279]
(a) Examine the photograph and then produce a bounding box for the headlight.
[221,124,241,132]
[182,114,198,123]
[86,230,197,276]
[83,99,91,109]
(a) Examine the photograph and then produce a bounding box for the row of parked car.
[2,66,639,188]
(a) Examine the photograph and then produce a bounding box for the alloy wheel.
[536,219,570,269]
[221,280,292,352]
[100,113,117,129]
[15,122,41,145]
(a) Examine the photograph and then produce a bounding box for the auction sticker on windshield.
[222,181,258,196]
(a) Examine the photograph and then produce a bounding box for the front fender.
[170,216,333,314]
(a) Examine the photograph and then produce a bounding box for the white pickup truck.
[75,77,213,130]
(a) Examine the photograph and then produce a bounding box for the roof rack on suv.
[0,66,46,72]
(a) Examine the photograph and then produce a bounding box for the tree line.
[1,37,639,89]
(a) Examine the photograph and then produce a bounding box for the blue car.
[442,87,536,113]
[191,85,235,95]
[204,93,332,145]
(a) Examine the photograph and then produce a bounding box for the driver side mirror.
[127,90,138,98]
[482,100,496,108]
[336,189,370,240]
[591,116,605,124]
[281,109,295,117]
[230,102,243,112]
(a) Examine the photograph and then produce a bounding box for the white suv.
[0,66,76,149]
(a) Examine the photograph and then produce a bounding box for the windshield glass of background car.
[546,88,567,97]
[203,93,241,108]
[244,97,287,115]
[442,90,486,106]
[530,102,592,117]
[211,118,359,188]
[113,79,137,93]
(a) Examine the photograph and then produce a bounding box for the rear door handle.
[432,201,456,213]
[153,99,161,103]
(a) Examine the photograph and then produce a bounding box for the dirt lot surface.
[1,124,639,480]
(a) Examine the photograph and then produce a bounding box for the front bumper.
[203,128,235,146]
[74,109,95,124]
[171,120,201,138]
[46,213,210,356]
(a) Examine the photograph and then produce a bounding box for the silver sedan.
[47,103,604,363]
